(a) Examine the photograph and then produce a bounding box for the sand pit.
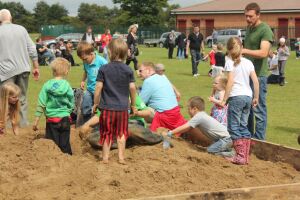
[1,127,300,200]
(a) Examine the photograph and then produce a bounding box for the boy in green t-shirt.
[33,58,74,155]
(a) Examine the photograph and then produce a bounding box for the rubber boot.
[230,138,250,165]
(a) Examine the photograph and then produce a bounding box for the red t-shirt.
[209,50,216,65]
[101,34,112,47]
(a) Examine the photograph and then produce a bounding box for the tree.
[78,3,110,26]
[47,3,68,24]
[112,0,168,27]
[33,1,50,27]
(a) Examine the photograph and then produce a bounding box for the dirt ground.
[1,127,300,200]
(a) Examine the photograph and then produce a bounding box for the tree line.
[0,0,179,33]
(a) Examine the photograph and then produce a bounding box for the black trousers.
[46,117,72,155]
[126,57,138,70]
[168,44,175,59]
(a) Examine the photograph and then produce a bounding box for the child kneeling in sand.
[164,96,233,157]
[33,58,74,155]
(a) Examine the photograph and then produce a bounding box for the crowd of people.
[0,2,296,166]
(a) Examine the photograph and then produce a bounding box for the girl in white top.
[221,37,259,165]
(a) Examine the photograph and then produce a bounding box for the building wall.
[176,12,300,38]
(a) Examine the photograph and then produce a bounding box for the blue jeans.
[190,49,201,75]
[178,48,185,59]
[81,90,94,123]
[42,50,55,63]
[207,136,233,156]
[248,76,267,140]
[228,96,252,140]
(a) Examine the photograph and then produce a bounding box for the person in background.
[186,25,205,77]
[167,30,176,59]
[295,38,300,59]
[0,9,40,127]
[81,26,95,46]
[176,32,186,60]
[212,43,226,78]
[277,37,290,86]
[100,28,112,60]
[36,37,55,63]
[267,50,279,84]
[126,24,139,74]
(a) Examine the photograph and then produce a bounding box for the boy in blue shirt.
[77,42,107,123]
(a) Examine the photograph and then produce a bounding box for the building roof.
[172,0,300,14]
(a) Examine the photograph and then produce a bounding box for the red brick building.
[172,0,300,40]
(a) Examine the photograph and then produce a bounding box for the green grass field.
[27,35,300,148]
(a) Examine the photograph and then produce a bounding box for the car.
[158,32,181,48]
[214,29,245,46]
[42,33,84,49]
[205,35,213,48]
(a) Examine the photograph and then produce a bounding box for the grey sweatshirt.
[277,46,290,61]
[0,22,38,81]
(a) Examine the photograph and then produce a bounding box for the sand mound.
[0,127,300,200]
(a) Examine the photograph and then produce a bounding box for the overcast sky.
[2,0,208,16]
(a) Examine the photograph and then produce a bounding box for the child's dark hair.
[107,38,128,61]
[77,41,94,57]
[188,96,205,111]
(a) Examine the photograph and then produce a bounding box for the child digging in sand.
[0,82,21,136]
[33,58,74,155]
[92,38,137,164]
[163,96,233,157]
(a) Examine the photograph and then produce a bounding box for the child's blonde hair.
[0,82,21,127]
[108,38,128,61]
[215,74,228,89]
[50,57,71,77]
[217,43,224,51]
[227,37,242,66]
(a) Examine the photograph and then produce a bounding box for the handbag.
[134,47,139,56]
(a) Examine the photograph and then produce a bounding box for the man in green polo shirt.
[242,2,274,140]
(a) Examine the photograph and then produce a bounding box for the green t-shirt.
[244,22,274,76]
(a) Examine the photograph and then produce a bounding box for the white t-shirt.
[268,55,279,75]
[224,57,254,98]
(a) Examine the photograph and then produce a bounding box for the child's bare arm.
[163,123,192,137]
[129,82,137,114]
[32,117,40,131]
[250,71,259,107]
[209,90,225,106]
[80,71,87,89]
[93,81,103,113]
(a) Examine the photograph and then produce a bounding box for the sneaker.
[193,74,198,77]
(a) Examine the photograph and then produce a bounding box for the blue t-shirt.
[140,74,178,112]
[84,54,107,93]
[96,61,135,111]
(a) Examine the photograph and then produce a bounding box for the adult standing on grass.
[242,3,273,140]
[0,9,39,127]
[126,24,139,74]
[81,26,95,46]
[186,25,204,77]
[277,37,290,86]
